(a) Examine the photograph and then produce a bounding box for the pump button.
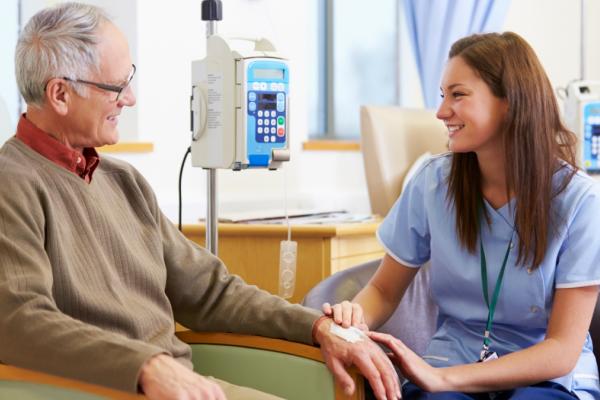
[277,117,284,125]
[277,127,285,137]
[249,102,256,112]
[248,92,256,101]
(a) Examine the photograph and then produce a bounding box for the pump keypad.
[586,115,600,159]
[247,87,286,144]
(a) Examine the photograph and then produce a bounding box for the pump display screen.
[259,93,276,110]
[254,68,284,79]
[259,93,276,101]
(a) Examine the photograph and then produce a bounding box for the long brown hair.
[446,32,577,268]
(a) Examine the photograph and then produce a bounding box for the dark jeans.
[400,381,578,400]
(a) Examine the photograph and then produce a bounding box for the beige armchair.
[358,106,600,374]
[304,106,449,365]
[360,106,447,217]
[304,106,448,366]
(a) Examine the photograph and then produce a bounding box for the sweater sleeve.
[160,213,321,344]
[129,171,321,344]
[0,174,165,392]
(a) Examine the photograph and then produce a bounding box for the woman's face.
[436,56,508,154]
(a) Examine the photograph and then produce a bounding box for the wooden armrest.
[176,331,325,361]
[176,331,365,400]
[0,364,144,399]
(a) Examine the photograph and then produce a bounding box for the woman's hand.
[322,301,369,331]
[368,331,448,393]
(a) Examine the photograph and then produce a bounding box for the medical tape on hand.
[329,323,367,343]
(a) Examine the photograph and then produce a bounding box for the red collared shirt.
[15,114,100,183]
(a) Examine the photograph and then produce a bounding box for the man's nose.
[118,85,136,107]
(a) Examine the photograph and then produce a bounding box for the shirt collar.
[15,114,100,183]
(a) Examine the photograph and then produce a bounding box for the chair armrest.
[176,330,325,361]
[0,364,144,399]
[176,331,365,400]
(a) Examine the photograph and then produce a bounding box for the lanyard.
[479,236,513,358]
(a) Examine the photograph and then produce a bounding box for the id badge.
[478,350,498,363]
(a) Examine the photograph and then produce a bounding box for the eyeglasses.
[62,64,136,101]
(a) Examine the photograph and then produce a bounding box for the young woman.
[324,32,600,399]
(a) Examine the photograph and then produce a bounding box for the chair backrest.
[360,106,447,217]
[302,107,446,356]
[302,259,438,357]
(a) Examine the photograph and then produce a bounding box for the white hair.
[15,2,111,107]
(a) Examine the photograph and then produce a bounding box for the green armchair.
[0,331,364,400]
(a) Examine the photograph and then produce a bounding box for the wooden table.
[182,222,384,304]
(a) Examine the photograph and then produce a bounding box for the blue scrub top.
[378,153,600,399]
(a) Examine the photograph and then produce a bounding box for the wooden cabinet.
[182,222,384,304]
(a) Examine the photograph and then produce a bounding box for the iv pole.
[201,0,222,255]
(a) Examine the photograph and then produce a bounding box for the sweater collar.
[15,114,100,183]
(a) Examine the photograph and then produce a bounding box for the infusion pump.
[190,35,290,170]
[563,81,600,173]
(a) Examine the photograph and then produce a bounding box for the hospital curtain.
[403,0,511,108]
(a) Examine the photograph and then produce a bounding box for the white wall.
[6,0,597,223]
[504,0,600,91]
[0,0,19,139]
[117,0,369,223]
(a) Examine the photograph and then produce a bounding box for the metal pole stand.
[201,0,222,255]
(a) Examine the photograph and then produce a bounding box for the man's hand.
[139,354,226,400]
[314,318,401,400]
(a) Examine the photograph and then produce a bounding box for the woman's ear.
[44,78,70,116]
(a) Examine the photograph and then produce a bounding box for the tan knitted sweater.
[0,137,320,392]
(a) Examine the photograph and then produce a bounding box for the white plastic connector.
[278,240,297,299]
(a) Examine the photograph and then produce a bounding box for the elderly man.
[0,3,400,400]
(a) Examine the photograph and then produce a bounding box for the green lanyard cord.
[479,237,513,349]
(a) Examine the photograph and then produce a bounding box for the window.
[308,0,401,139]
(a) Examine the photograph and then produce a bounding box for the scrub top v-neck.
[377,153,600,399]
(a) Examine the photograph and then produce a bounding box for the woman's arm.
[370,285,599,392]
[324,254,419,330]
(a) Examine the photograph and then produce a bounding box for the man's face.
[64,22,136,150]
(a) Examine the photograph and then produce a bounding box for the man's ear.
[44,78,71,116]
